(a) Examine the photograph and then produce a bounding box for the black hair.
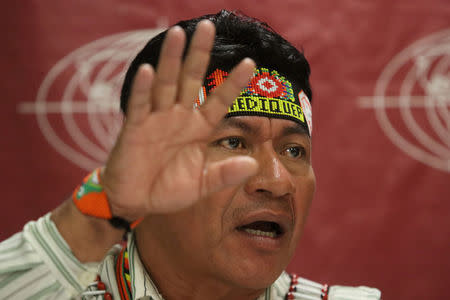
[120,10,312,114]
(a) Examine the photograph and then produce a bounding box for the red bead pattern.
[286,273,329,299]
[322,284,329,300]
[286,273,297,299]
[104,292,113,300]
[97,281,106,290]
[93,275,114,300]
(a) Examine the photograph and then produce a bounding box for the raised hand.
[102,20,258,222]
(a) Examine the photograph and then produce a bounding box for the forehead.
[214,116,309,138]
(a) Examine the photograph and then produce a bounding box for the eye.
[284,146,305,159]
[217,137,245,150]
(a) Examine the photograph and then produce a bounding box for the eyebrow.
[216,117,310,139]
[216,118,261,136]
[281,123,310,137]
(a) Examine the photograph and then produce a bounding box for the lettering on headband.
[228,96,305,124]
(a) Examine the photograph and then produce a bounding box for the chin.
[219,253,288,290]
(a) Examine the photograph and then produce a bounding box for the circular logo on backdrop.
[359,29,450,173]
[17,29,164,171]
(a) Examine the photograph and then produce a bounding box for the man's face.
[140,115,315,291]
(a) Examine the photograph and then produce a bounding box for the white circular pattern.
[32,29,164,170]
[256,77,278,93]
[374,29,450,172]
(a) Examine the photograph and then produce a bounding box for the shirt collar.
[126,233,164,300]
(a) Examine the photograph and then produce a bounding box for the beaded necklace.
[116,246,133,300]
[83,243,331,300]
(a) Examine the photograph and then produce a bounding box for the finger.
[178,20,215,108]
[126,64,155,126]
[199,58,255,126]
[152,26,186,111]
[201,156,258,197]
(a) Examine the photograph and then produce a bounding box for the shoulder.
[0,215,64,299]
[0,228,42,274]
[270,271,382,300]
[0,213,100,299]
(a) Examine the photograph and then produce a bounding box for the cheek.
[293,171,316,230]
[201,186,242,245]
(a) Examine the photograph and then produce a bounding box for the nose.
[244,143,295,199]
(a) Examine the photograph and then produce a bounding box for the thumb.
[202,156,258,196]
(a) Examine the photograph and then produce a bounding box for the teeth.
[244,228,277,238]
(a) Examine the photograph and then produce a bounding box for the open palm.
[102,20,258,221]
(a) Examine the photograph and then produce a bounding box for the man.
[0,10,381,300]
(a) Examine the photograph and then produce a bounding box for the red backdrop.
[2,1,449,299]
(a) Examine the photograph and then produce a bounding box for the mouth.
[236,220,284,239]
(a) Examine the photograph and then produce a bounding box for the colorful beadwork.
[72,168,112,219]
[116,246,132,300]
[195,67,312,135]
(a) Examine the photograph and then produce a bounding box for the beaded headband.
[195,67,312,135]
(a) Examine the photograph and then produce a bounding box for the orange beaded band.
[72,168,113,219]
[73,168,142,231]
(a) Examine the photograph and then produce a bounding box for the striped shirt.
[82,234,382,300]
[82,233,288,300]
[0,213,99,299]
[1,214,381,300]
